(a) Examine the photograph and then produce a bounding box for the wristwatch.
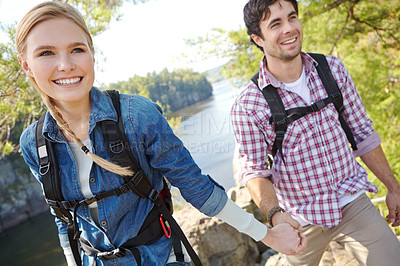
[267,206,285,227]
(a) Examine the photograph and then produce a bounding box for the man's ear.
[17,54,33,77]
[251,34,264,48]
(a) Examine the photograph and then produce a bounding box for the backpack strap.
[308,53,358,151]
[35,91,201,265]
[251,53,357,167]
[251,73,287,164]
[35,114,82,266]
[101,90,202,266]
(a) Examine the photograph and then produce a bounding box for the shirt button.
[101,221,107,226]
[90,177,96,183]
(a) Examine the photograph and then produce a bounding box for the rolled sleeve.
[198,184,228,216]
[241,169,273,186]
[352,130,381,158]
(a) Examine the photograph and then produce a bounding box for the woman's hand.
[261,222,307,255]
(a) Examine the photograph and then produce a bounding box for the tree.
[187,0,400,193]
[109,68,212,114]
[0,0,149,158]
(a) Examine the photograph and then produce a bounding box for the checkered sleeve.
[327,56,377,145]
[231,88,273,185]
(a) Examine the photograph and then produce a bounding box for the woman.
[17,1,306,265]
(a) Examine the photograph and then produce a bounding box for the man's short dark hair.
[243,0,299,51]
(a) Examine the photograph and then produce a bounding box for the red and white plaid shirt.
[231,53,379,227]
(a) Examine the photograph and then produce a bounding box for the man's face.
[252,0,303,63]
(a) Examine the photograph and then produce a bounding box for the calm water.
[0,211,66,266]
[173,80,238,190]
[0,80,238,265]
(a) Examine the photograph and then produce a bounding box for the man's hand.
[261,223,307,255]
[386,191,400,227]
[360,145,400,227]
[271,211,303,231]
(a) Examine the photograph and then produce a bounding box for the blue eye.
[72,48,84,53]
[40,51,53,56]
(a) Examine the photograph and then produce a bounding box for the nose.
[57,54,75,72]
[282,21,295,35]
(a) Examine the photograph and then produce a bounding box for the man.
[231,0,400,265]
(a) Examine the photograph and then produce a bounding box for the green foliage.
[64,0,151,36]
[0,24,44,158]
[187,0,400,195]
[107,68,213,114]
[64,0,123,36]
[186,28,263,86]
[300,0,400,197]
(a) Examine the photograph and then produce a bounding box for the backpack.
[251,53,357,165]
[35,90,202,266]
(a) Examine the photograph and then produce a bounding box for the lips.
[53,77,82,85]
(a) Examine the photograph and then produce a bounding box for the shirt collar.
[257,52,318,90]
[42,87,118,142]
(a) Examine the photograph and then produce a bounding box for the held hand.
[385,191,400,227]
[261,223,307,255]
[272,211,303,231]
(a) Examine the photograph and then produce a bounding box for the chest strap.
[35,91,202,265]
[251,53,357,165]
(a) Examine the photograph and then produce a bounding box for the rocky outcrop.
[0,156,47,233]
[173,185,269,265]
[173,185,360,266]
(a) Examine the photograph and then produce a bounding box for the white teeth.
[282,38,296,44]
[55,77,81,85]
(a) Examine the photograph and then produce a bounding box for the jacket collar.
[42,87,118,142]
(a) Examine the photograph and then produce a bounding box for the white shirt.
[68,139,99,224]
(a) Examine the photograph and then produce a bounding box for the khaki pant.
[285,193,400,266]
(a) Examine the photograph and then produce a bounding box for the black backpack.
[35,90,202,265]
[251,53,357,165]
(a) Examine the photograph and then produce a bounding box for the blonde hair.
[16,1,133,176]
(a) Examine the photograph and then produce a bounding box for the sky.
[0,0,248,85]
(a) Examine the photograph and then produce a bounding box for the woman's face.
[20,18,95,106]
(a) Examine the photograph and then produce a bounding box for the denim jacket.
[20,87,227,265]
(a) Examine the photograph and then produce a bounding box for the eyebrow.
[268,11,298,28]
[33,42,87,53]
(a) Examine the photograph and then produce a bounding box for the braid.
[38,89,134,177]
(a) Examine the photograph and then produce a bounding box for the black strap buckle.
[331,91,341,101]
[45,199,60,208]
[149,189,159,202]
[131,169,145,185]
[275,130,285,141]
[97,248,126,260]
[59,216,74,226]
[60,200,77,210]
[311,99,326,112]
[79,196,98,207]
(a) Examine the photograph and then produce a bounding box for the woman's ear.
[17,54,33,77]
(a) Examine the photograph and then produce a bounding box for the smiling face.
[251,0,302,64]
[19,17,95,106]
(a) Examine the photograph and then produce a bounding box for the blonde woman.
[17,2,306,265]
